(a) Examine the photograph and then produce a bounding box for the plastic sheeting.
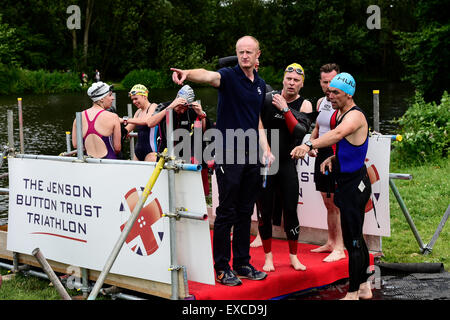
[291,263,450,300]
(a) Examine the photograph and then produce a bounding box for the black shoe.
[233,264,267,280]
[216,269,242,286]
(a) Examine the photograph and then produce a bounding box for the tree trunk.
[83,0,94,70]
[71,29,77,56]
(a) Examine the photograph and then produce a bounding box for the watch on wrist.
[305,140,313,150]
[281,107,290,113]
[198,111,206,120]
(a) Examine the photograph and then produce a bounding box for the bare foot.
[358,281,373,300]
[289,254,306,271]
[310,243,333,253]
[323,249,346,262]
[340,291,359,300]
[263,252,275,272]
[250,234,262,248]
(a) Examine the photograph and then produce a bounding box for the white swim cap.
[176,84,195,104]
[87,81,113,102]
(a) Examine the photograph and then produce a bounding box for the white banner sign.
[212,136,391,237]
[7,158,215,285]
[297,136,391,236]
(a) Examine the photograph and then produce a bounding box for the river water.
[0,81,414,219]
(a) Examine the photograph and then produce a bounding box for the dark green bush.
[392,91,449,165]
[121,69,172,91]
[258,66,283,88]
[0,64,81,95]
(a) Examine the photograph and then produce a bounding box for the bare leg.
[340,281,373,300]
[311,193,346,262]
[263,252,275,272]
[250,232,262,248]
[322,204,346,262]
[288,240,306,271]
[289,254,306,271]
[340,291,359,300]
[358,281,373,300]
[262,239,275,272]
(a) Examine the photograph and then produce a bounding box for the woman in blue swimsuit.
[124,84,185,161]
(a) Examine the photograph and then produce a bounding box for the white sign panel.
[7,158,214,285]
[297,136,391,236]
[212,136,391,237]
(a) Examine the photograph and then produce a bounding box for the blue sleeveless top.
[335,106,369,173]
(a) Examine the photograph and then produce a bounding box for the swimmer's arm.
[112,115,121,153]
[310,124,319,140]
[300,99,313,113]
[124,109,140,132]
[146,98,187,127]
[310,98,322,140]
[310,110,362,149]
[316,97,324,112]
[71,119,78,149]
[126,105,158,127]
[146,110,166,128]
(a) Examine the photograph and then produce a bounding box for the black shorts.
[313,147,336,193]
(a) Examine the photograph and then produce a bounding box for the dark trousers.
[257,158,300,241]
[334,166,372,292]
[213,163,261,272]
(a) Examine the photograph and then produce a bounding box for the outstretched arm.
[171,68,221,88]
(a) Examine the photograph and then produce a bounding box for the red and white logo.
[119,188,164,256]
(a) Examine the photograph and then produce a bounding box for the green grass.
[0,269,80,300]
[382,158,449,270]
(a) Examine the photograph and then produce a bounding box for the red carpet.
[187,234,374,300]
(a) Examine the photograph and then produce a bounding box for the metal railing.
[1,100,205,300]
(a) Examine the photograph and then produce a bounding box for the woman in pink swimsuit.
[72,82,121,159]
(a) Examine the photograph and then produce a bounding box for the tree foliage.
[393,0,450,102]
[0,0,447,101]
[392,91,450,165]
[0,14,23,67]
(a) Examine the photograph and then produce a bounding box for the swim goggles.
[128,84,149,97]
[284,63,305,80]
[128,90,148,97]
[90,84,114,99]
[285,66,304,76]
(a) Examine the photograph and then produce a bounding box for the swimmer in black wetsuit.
[291,72,373,300]
[257,63,317,272]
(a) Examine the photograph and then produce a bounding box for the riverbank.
[0,63,399,96]
[0,65,81,95]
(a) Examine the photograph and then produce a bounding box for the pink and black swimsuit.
[83,109,117,159]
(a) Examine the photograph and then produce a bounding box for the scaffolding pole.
[87,152,167,300]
